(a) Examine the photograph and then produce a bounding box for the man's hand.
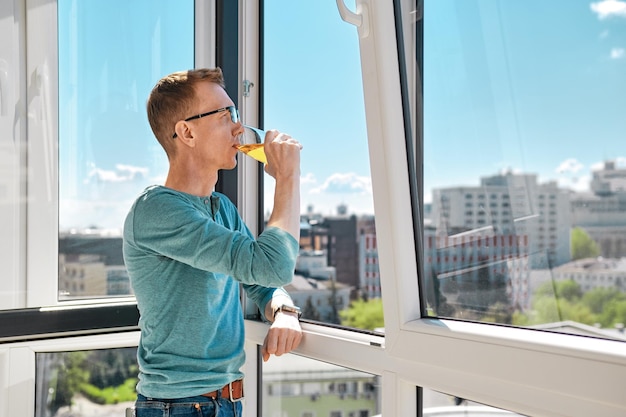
[261,311,303,362]
[262,130,302,181]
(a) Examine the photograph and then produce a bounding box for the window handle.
[336,0,370,37]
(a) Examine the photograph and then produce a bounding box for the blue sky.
[58,0,625,230]
[423,0,626,201]
[262,0,371,216]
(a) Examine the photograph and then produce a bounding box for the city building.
[423,228,531,311]
[571,161,626,258]
[58,233,131,299]
[301,207,362,300]
[359,233,381,300]
[262,353,380,417]
[551,257,626,293]
[293,249,351,323]
[431,171,571,268]
[283,274,351,324]
[322,214,361,299]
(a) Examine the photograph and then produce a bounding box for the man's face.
[185,81,243,170]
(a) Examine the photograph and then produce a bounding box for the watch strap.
[273,304,302,319]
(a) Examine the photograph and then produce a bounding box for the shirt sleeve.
[125,188,298,288]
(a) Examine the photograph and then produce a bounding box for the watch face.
[275,304,301,318]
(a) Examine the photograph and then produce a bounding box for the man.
[123,68,303,417]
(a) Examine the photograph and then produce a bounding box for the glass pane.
[422,0,626,340]
[263,2,384,332]
[423,388,523,416]
[36,347,137,417]
[263,354,381,417]
[58,0,194,300]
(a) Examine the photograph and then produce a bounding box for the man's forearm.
[266,175,300,241]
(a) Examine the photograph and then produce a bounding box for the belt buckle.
[228,380,243,402]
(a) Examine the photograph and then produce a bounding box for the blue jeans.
[129,394,242,417]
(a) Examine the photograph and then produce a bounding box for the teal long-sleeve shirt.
[123,185,298,399]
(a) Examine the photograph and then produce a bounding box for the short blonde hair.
[147,68,226,157]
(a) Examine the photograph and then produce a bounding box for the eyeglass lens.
[229,107,240,124]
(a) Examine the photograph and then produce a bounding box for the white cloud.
[590,0,626,19]
[85,164,148,183]
[590,161,606,171]
[117,164,149,177]
[600,29,610,39]
[309,172,372,195]
[555,159,589,192]
[263,172,375,215]
[556,174,591,193]
[301,172,317,185]
[610,47,625,59]
[555,158,584,174]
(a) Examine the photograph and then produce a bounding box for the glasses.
[172,105,240,138]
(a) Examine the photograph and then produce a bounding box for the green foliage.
[81,378,138,404]
[87,348,138,389]
[582,287,625,315]
[46,347,138,414]
[48,352,89,415]
[597,297,626,328]
[571,227,601,260]
[479,302,513,324]
[339,298,384,330]
[515,279,626,329]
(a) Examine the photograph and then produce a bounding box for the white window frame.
[2,331,140,417]
[243,1,626,416]
[26,0,59,308]
[24,0,216,308]
[0,0,27,310]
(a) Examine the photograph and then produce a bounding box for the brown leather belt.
[201,379,244,401]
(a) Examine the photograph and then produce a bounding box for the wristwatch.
[273,304,302,319]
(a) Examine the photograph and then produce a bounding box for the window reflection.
[263,354,381,417]
[263,2,382,331]
[422,0,626,340]
[422,388,522,416]
[35,347,137,417]
[57,0,194,300]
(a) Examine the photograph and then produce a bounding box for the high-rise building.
[359,233,381,300]
[571,161,626,258]
[431,171,571,268]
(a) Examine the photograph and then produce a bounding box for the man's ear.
[174,120,196,148]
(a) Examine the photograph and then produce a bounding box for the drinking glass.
[237,125,267,164]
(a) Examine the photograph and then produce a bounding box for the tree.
[48,351,89,415]
[583,288,626,327]
[302,296,321,321]
[582,287,625,315]
[600,298,626,328]
[571,227,600,260]
[339,298,384,330]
